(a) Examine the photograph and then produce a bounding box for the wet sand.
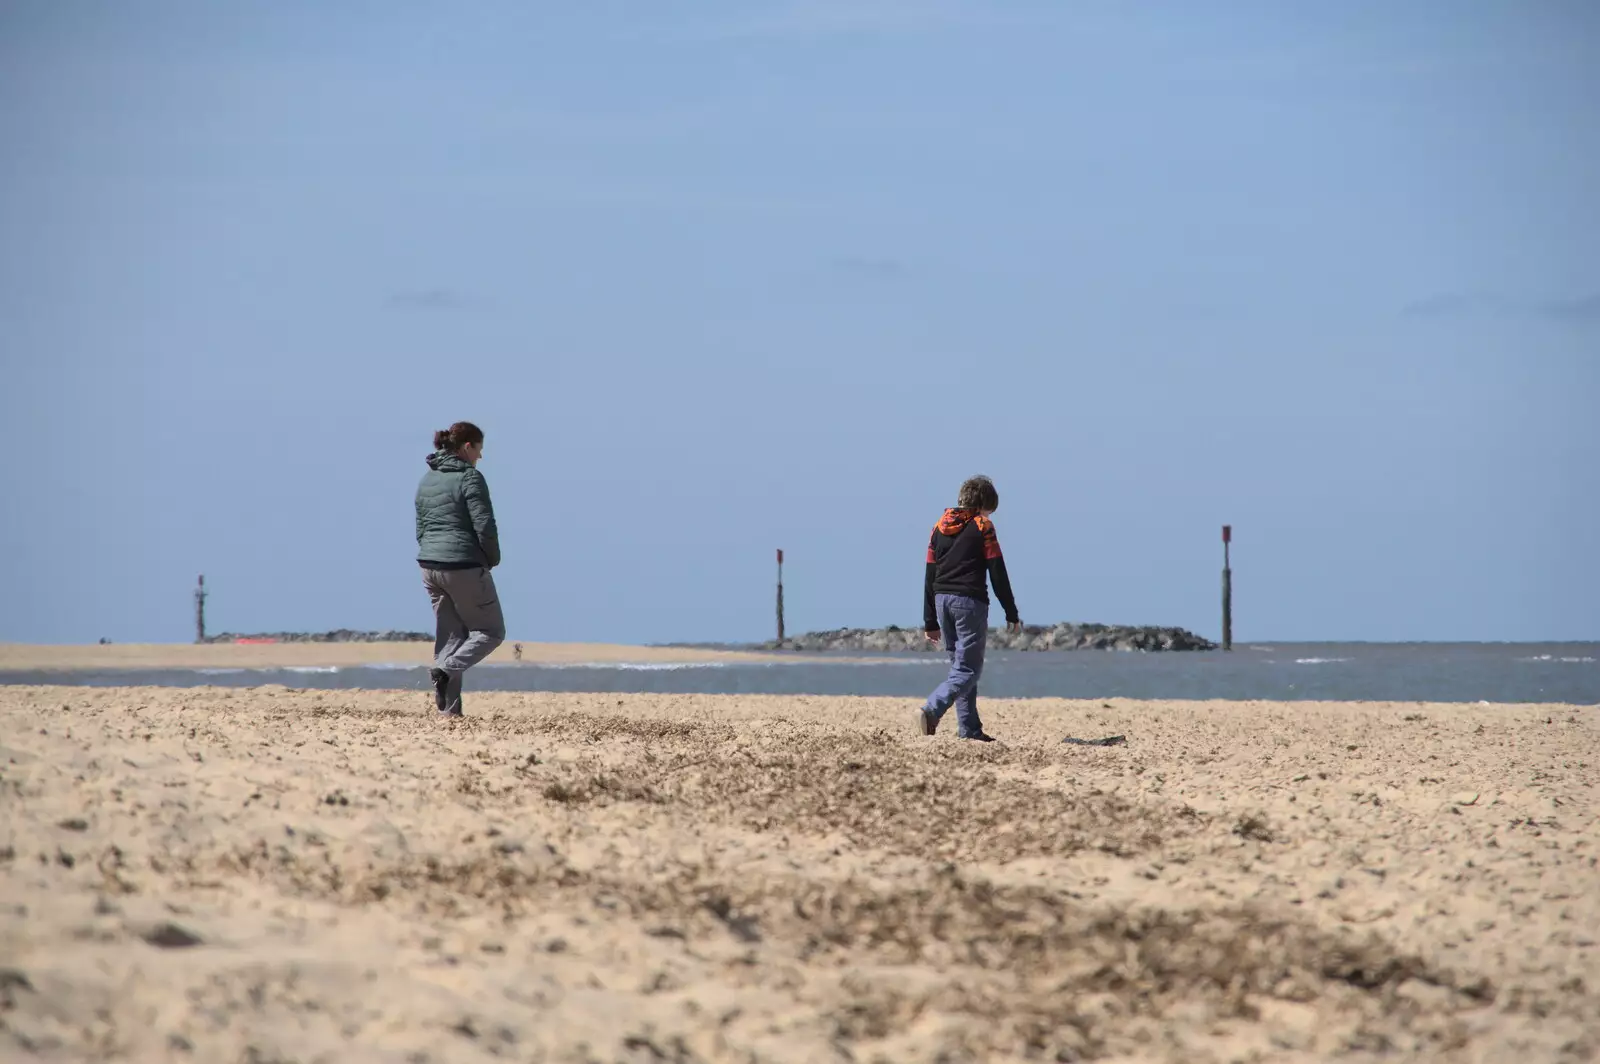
[1,688,1595,1062]
[0,641,778,672]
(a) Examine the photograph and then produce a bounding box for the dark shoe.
[429,668,450,713]
[960,732,996,743]
[916,708,937,736]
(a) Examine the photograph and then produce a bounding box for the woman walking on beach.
[415,421,504,716]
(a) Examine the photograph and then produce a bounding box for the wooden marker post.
[1221,526,1233,651]
[775,549,785,647]
[195,574,208,644]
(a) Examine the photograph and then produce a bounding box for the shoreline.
[0,641,790,671]
[11,638,1593,675]
[5,685,1590,715]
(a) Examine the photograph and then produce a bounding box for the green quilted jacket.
[415,451,501,569]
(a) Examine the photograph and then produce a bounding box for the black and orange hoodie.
[924,509,1020,632]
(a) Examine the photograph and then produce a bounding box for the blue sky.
[2,0,1595,645]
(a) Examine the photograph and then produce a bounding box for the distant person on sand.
[415,421,504,717]
[918,475,1022,742]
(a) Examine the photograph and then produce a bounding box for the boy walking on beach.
[918,475,1022,742]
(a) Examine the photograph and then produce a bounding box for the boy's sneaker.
[916,708,937,736]
[960,732,997,743]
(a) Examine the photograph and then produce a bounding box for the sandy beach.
[0,641,779,672]
[1,687,1595,1062]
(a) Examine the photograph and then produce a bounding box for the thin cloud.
[386,289,467,311]
[831,255,909,280]
[1401,291,1600,326]
[683,0,999,42]
[1400,292,1509,319]
[1540,293,1600,325]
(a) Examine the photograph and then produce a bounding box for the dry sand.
[1,687,1595,1062]
[0,641,779,672]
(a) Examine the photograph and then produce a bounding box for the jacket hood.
[936,508,992,536]
[427,451,473,473]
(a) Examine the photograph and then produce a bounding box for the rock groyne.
[201,629,431,645]
[765,622,1216,653]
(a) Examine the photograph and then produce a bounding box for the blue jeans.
[924,593,987,737]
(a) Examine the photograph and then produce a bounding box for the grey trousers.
[421,566,506,714]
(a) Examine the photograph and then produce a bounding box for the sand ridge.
[1,688,1596,1062]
